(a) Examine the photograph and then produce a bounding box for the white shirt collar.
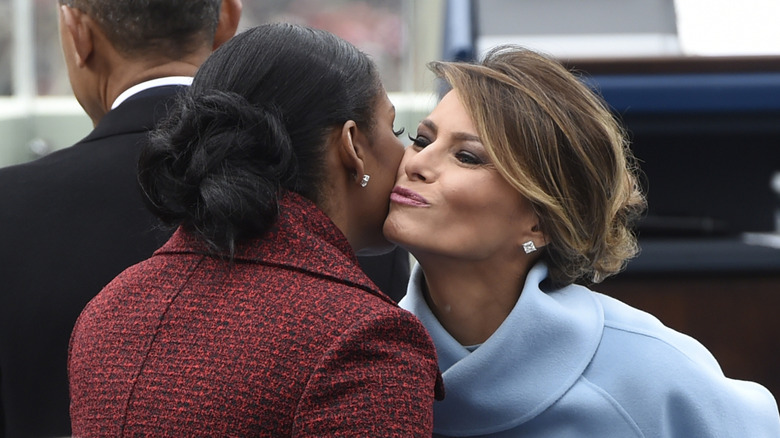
[111,76,194,110]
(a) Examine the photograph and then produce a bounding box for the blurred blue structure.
[579,64,780,239]
[584,72,780,113]
[442,0,475,62]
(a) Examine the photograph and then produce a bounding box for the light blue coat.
[400,262,780,437]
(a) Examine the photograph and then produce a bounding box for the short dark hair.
[59,0,221,58]
[139,23,383,254]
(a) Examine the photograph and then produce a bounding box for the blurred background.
[4,0,780,163]
[0,0,446,165]
[1,0,779,397]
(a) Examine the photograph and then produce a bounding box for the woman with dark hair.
[68,23,442,436]
[384,46,780,437]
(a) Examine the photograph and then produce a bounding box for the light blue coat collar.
[400,262,604,436]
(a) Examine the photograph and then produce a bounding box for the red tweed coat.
[68,192,443,437]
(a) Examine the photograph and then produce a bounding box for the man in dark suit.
[0,1,241,436]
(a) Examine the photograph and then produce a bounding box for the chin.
[382,215,403,242]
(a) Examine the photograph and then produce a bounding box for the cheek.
[441,181,521,231]
[377,136,405,182]
[388,138,405,170]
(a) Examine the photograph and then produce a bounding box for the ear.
[60,5,94,68]
[213,0,242,50]
[519,220,547,254]
[336,120,367,186]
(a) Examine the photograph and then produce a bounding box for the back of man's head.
[59,0,223,60]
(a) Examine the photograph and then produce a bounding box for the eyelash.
[393,127,405,137]
[408,134,429,147]
[456,152,483,165]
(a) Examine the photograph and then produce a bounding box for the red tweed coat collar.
[155,191,391,304]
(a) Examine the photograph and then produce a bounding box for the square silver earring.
[360,174,370,188]
[522,240,537,254]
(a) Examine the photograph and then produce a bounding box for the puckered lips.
[390,186,430,207]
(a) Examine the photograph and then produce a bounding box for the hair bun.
[180,89,296,187]
[140,89,296,253]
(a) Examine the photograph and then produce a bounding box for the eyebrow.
[420,119,482,144]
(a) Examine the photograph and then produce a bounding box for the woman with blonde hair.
[384,45,780,437]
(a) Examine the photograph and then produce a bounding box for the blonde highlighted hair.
[430,46,646,286]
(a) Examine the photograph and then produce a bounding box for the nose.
[402,143,439,183]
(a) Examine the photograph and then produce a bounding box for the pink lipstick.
[390,186,430,207]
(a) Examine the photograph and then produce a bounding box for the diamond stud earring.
[522,240,537,254]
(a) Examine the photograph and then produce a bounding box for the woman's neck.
[415,254,531,345]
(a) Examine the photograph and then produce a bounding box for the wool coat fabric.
[401,262,780,437]
[69,192,443,437]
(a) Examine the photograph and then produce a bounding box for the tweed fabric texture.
[69,192,442,437]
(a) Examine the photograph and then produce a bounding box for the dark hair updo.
[139,23,382,254]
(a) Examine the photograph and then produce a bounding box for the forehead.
[426,90,476,133]
[374,90,394,113]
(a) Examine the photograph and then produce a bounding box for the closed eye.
[408,133,431,148]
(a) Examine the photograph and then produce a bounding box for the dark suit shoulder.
[0,89,180,438]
